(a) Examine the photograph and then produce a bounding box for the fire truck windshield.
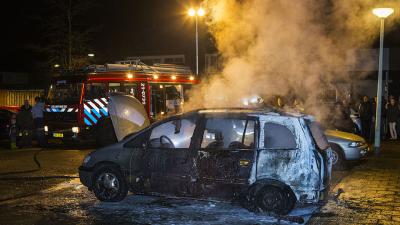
[47,82,82,105]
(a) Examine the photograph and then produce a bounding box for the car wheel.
[255,186,295,215]
[92,165,128,202]
[95,117,117,147]
[330,144,346,170]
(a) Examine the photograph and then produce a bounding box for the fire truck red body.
[44,63,198,142]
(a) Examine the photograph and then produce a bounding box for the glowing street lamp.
[88,53,95,57]
[188,8,196,17]
[188,7,205,75]
[372,7,394,155]
[373,8,394,18]
[54,64,60,68]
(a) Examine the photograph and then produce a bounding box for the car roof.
[186,107,307,118]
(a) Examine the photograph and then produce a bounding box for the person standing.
[386,97,400,140]
[173,93,182,114]
[359,96,373,141]
[16,99,34,148]
[9,113,17,149]
[31,96,46,146]
[332,101,353,133]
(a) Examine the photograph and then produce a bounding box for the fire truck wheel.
[95,117,117,147]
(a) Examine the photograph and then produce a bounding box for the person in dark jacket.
[332,100,354,133]
[359,96,373,141]
[386,97,400,140]
[16,99,34,147]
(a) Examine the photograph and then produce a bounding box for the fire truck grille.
[44,112,78,123]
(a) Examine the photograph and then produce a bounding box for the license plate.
[53,133,64,138]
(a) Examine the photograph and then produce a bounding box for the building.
[116,55,186,66]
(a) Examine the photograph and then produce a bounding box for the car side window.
[149,118,196,149]
[264,122,297,150]
[201,118,255,150]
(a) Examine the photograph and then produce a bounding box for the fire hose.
[0,149,79,179]
[0,149,80,203]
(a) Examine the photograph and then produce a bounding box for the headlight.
[72,127,79,133]
[348,141,363,147]
[44,126,48,132]
[83,155,91,164]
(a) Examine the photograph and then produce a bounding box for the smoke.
[185,0,399,121]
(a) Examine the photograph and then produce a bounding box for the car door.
[144,116,198,196]
[195,116,258,200]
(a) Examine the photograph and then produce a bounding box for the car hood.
[108,93,150,141]
[325,129,365,142]
[85,142,125,168]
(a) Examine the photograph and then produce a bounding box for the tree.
[31,0,99,71]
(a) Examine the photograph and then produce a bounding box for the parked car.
[325,129,369,170]
[79,108,332,215]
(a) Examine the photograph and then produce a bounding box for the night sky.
[0,0,399,73]
[0,0,206,72]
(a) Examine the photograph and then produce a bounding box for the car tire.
[92,165,128,202]
[95,117,117,147]
[330,143,346,170]
[255,185,295,215]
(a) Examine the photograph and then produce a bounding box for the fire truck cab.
[44,62,198,145]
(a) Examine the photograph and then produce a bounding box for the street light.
[188,7,205,75]
[372,7,394,156]
[88,53,95,57]
[54,64,60,68]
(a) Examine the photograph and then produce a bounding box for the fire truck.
[44,61,198,146]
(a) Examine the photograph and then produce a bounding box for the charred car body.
[79,108,332,215]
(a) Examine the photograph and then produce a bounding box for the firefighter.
[173,93,182,114]
[32,96,46,147]
[16,99,34,148]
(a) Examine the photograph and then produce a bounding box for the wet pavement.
[309,142,400,225]
[0,142,395,225]
[0,176,321,225]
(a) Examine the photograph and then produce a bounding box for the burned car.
[79,108,332,215]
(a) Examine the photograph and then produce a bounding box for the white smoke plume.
[185,0,399,120]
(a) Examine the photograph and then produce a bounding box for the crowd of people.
[269,94,400,142]
[358,95,400,141]
[11,96,46,148]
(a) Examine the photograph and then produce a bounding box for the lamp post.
[372,8,394,155]
[188,7,205,75]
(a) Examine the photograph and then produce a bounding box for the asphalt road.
[0,147,350,225]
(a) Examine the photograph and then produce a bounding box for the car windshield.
[47,81,82,105]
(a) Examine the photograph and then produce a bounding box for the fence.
[0,90,44,107]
